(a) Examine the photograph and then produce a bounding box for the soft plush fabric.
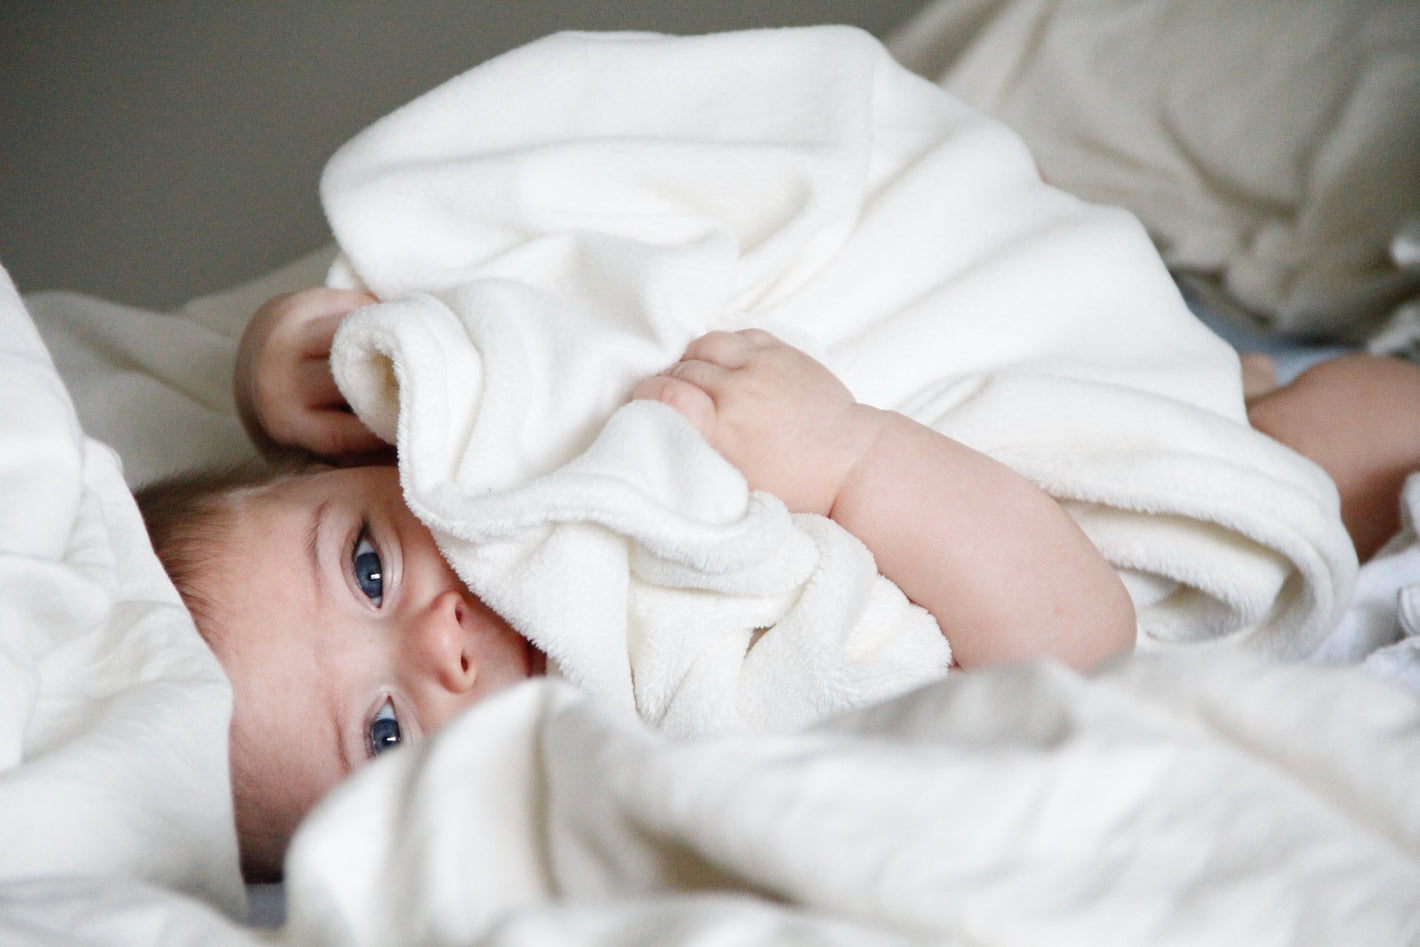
[889,0,1420,344]
[323,27,1356,737]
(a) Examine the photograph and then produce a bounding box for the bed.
[3,2,1419,943]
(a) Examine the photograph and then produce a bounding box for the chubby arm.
[633,330,1136,671]
[235,288,392,463]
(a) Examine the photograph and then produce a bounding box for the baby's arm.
[235,288,391,463]
[634,330,1136,670]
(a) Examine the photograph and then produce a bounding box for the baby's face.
[204,465,540,846]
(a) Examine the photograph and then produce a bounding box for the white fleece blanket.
[0,263,244,917]
[324,27,1356,738]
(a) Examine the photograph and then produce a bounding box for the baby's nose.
[409,589,479,693]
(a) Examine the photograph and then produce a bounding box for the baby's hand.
[632,330,886,516]
[235,288,390,462]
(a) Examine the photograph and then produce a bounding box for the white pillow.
[889,0,1420,342]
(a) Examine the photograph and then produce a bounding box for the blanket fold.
[284,661,1420,946]
[325,27,1356,736]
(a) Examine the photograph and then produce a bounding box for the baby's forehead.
[218,481,314,534]
[240,466,353,508]
[226,466,403,547]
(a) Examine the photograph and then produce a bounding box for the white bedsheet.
[1311,472,1420,693]
[282,655,1420,946]
[325,27,1356,737]
[0,263,244,917]
[24,246,337,490]
[4,652,1416,945]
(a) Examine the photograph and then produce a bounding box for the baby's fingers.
[293,408,391,463]
[294,356,346,409]
[680,328,779,368]
[631,373,717,438]
[289,309,348,360]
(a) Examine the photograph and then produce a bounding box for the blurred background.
[0,1,925,309]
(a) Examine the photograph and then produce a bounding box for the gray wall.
[0,2,925,309]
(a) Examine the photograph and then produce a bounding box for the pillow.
[889,0,1420,343]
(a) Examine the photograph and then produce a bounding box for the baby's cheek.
[475,624,538,694]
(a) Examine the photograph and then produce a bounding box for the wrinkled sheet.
[5,653,1417,946]
[25,246,336,489]
[325,27,1356,737]
[1312,471,1420,694]
[0,263,244,916]
[281,655,1420,946]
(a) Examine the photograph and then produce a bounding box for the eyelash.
[367,697,401,758]
[351,522,384,607]
[347,521,400,758]
[351,524,397,756]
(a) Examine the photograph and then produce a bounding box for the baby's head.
[137,462,539,880]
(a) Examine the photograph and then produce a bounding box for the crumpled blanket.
[1311,472,1420,694]
[0,263,243,916]
[324,27,1356,737]
[281,657,1420,946]
[7,652,1417,946]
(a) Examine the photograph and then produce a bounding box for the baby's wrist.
[823,404,897,520]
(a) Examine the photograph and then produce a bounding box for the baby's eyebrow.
[332,709,353,776]
[306,497,333,593]
[305,495,355,774]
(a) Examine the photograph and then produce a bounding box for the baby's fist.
[633,330,884,516]
[235,287,389,462]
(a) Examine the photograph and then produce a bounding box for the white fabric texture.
[323,27,1356,737]
[283,658,1420,947]
[25,246,336,489]
[0,263,245,917]
[4,654,1416,946]
[1312,471,1420,694]
[0,21,1413,944]
[888,0,1420,343]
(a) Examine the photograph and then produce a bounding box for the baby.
[141,288,1420,880]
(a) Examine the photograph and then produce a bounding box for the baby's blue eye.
[353,532,383,606]
[368,699,401,757]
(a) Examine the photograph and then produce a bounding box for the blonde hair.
[135,459,321,882]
